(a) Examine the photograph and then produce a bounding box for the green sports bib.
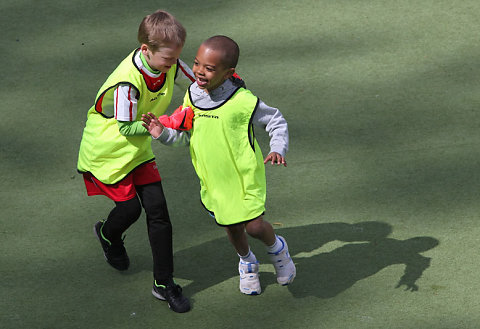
[184,87,266,225]
[77,49,175,184]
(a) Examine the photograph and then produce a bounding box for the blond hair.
[138,10,186,51]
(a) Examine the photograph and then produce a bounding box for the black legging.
[102,181,173,284]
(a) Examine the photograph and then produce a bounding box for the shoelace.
[168,284,182,297]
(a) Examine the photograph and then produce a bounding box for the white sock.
[266,235,283,254]
[238,248,258,263]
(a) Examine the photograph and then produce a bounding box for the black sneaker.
[152,280,191,313]
[93,221,130,271]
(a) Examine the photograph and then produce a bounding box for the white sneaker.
[269,236,296,285]
[238,260,261,295]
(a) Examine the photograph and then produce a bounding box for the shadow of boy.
[284,221,439,298]
[170,221,438,300]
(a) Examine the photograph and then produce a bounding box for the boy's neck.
[191,78,246,108]
[139,51,161,74]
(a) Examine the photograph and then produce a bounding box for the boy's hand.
[264,152,287,167]
[141,112,164,138]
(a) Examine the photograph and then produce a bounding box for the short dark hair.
[202,35,239,68]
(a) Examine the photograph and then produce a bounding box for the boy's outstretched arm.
[142,112,191,147]
[253,100,289,167]
[141,112,164,138]
[264,152,287,167]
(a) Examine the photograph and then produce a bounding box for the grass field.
[1,0,480,328]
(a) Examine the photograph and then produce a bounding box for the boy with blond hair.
[77,10,194,313]
[142,35,296,295]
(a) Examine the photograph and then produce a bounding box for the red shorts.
[83,161,161,202]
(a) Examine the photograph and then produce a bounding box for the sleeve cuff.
[153,127,170,141]
[270,145,287,157]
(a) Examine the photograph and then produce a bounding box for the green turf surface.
[2,0,480,328]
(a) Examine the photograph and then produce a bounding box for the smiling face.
[141,43,183,73]
[192,44,234,93]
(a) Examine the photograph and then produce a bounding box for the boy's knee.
[144,198,169,221]
[120,197,142,220]
[225,223,245,236]
[245,217,265,238]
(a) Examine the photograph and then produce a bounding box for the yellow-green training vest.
[77,49,176,184]
[184,87,266,225]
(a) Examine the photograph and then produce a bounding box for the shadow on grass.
[131,221,439,303]
[283,222,439,298]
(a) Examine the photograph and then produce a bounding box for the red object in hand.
[158,106,193,131]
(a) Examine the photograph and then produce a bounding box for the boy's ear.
[140,44,150,55]
[140,44,154,61]
[224,68,235,80]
